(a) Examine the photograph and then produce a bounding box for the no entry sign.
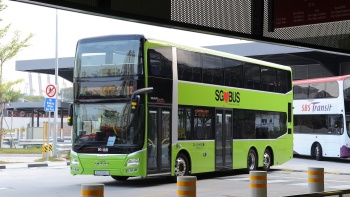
[46,84,56,98]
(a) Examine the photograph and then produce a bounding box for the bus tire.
[315,143,323,161]
[247,149,258,172]
[111,176,129,181]
[175,153,189,176]
[262,149,272,171]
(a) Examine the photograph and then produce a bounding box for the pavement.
[0,153,70,169]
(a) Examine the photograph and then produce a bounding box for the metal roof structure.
[9,0,350,56]
[15,42,350,83]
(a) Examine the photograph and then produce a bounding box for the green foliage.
[21,95,45,102]
[0,147,41,154]
[0,0,34,148]
[60,87,73,102]
[0,1,33,101]
[1,79,23,102]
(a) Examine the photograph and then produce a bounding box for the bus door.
[215,110,233,170]
[147,106,171,174]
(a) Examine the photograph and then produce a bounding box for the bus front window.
[75,37,143,78]
[72,103,144,154]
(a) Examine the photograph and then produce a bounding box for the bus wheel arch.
[247,147,258,172]
[311,142,323,161]
[262,147,273,171]
[175,151,191,176]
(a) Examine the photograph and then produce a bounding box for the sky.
[1,0,249,96]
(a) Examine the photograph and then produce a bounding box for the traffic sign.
[46,84,56,98]
[44,97,56,112]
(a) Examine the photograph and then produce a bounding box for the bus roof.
[145,37,291,72]
[293,75,350,85]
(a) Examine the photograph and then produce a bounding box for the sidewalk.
[0,154,70,169]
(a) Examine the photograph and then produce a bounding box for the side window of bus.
[309,82,326,99]
[148,48,173,79]
[193,107,214,140]
[234,109,287,139]
[293,84,309,99]
[277,70,292,93]
[326,81,339,98]
[178,107,192,140]
[244,63,261,90]
[177,49,201,82]
[223,58,243,88]
[261,66,277,92]
[202,54,223,85]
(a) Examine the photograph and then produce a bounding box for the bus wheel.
[315,143,323,161]
[175,153,189,176]
[247,149,258,172]
[262,149,272,171]
[111,176,129,181]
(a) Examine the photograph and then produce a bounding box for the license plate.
[94,170,110,176]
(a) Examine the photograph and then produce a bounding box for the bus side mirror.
[67,104,73,126]
[130,87,153,114]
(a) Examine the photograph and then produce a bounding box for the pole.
[53,9,58,157]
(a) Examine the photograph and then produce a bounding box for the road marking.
[329,185,350,189]
[290,183,308,186]
[267,180,289,183]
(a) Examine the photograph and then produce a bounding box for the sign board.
[44,97,56,112]
[46,84,57,98]
[271,0,350,29]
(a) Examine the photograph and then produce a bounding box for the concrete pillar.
[250,171,267,197]
[308,167,324,193]
[81,184,104,197]
[177,176,196,197]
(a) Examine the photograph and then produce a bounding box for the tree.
[0,0,33,148]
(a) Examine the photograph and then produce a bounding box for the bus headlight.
[71,158,79,165]
[127,158,139,166]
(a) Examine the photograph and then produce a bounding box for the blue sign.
[44,98,56,112]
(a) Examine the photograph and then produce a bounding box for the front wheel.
[315,143,323,161]
[175,153,189,176]
[247,149,258,172]
[262,149,272,171]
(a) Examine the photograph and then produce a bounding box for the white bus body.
[293,75,350,160]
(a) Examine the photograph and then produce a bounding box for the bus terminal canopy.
[9,0,350,55]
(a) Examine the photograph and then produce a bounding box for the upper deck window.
[294,81,339,99]
[75,36,143,78]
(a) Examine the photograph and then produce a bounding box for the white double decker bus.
[293,75,350,160]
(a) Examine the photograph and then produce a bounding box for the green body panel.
[70,150,147,177]
[172,141,216,174]
[232,137,293,169]
[177,82,293,170]
[178,82,288,111]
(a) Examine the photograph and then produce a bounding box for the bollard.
[81,184,104,197]
[308,167,324,193]
[250,171,267,197]
[177,176,196,197]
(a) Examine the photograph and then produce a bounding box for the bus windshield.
[72,103,144,154]
[75,36,143,78]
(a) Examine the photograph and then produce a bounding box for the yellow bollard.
[81,184,104,197]
[177,176,196,197]
[42,143,48,159]
[308,167,324,193]
[250,171,267,197]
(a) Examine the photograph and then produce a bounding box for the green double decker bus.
[68,34,293,181]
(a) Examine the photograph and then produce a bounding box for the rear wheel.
[314,143,323,161]
[247,149,258,172]
[111,176,129,181]
[262,149,272,171]
[175,153,189,176]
